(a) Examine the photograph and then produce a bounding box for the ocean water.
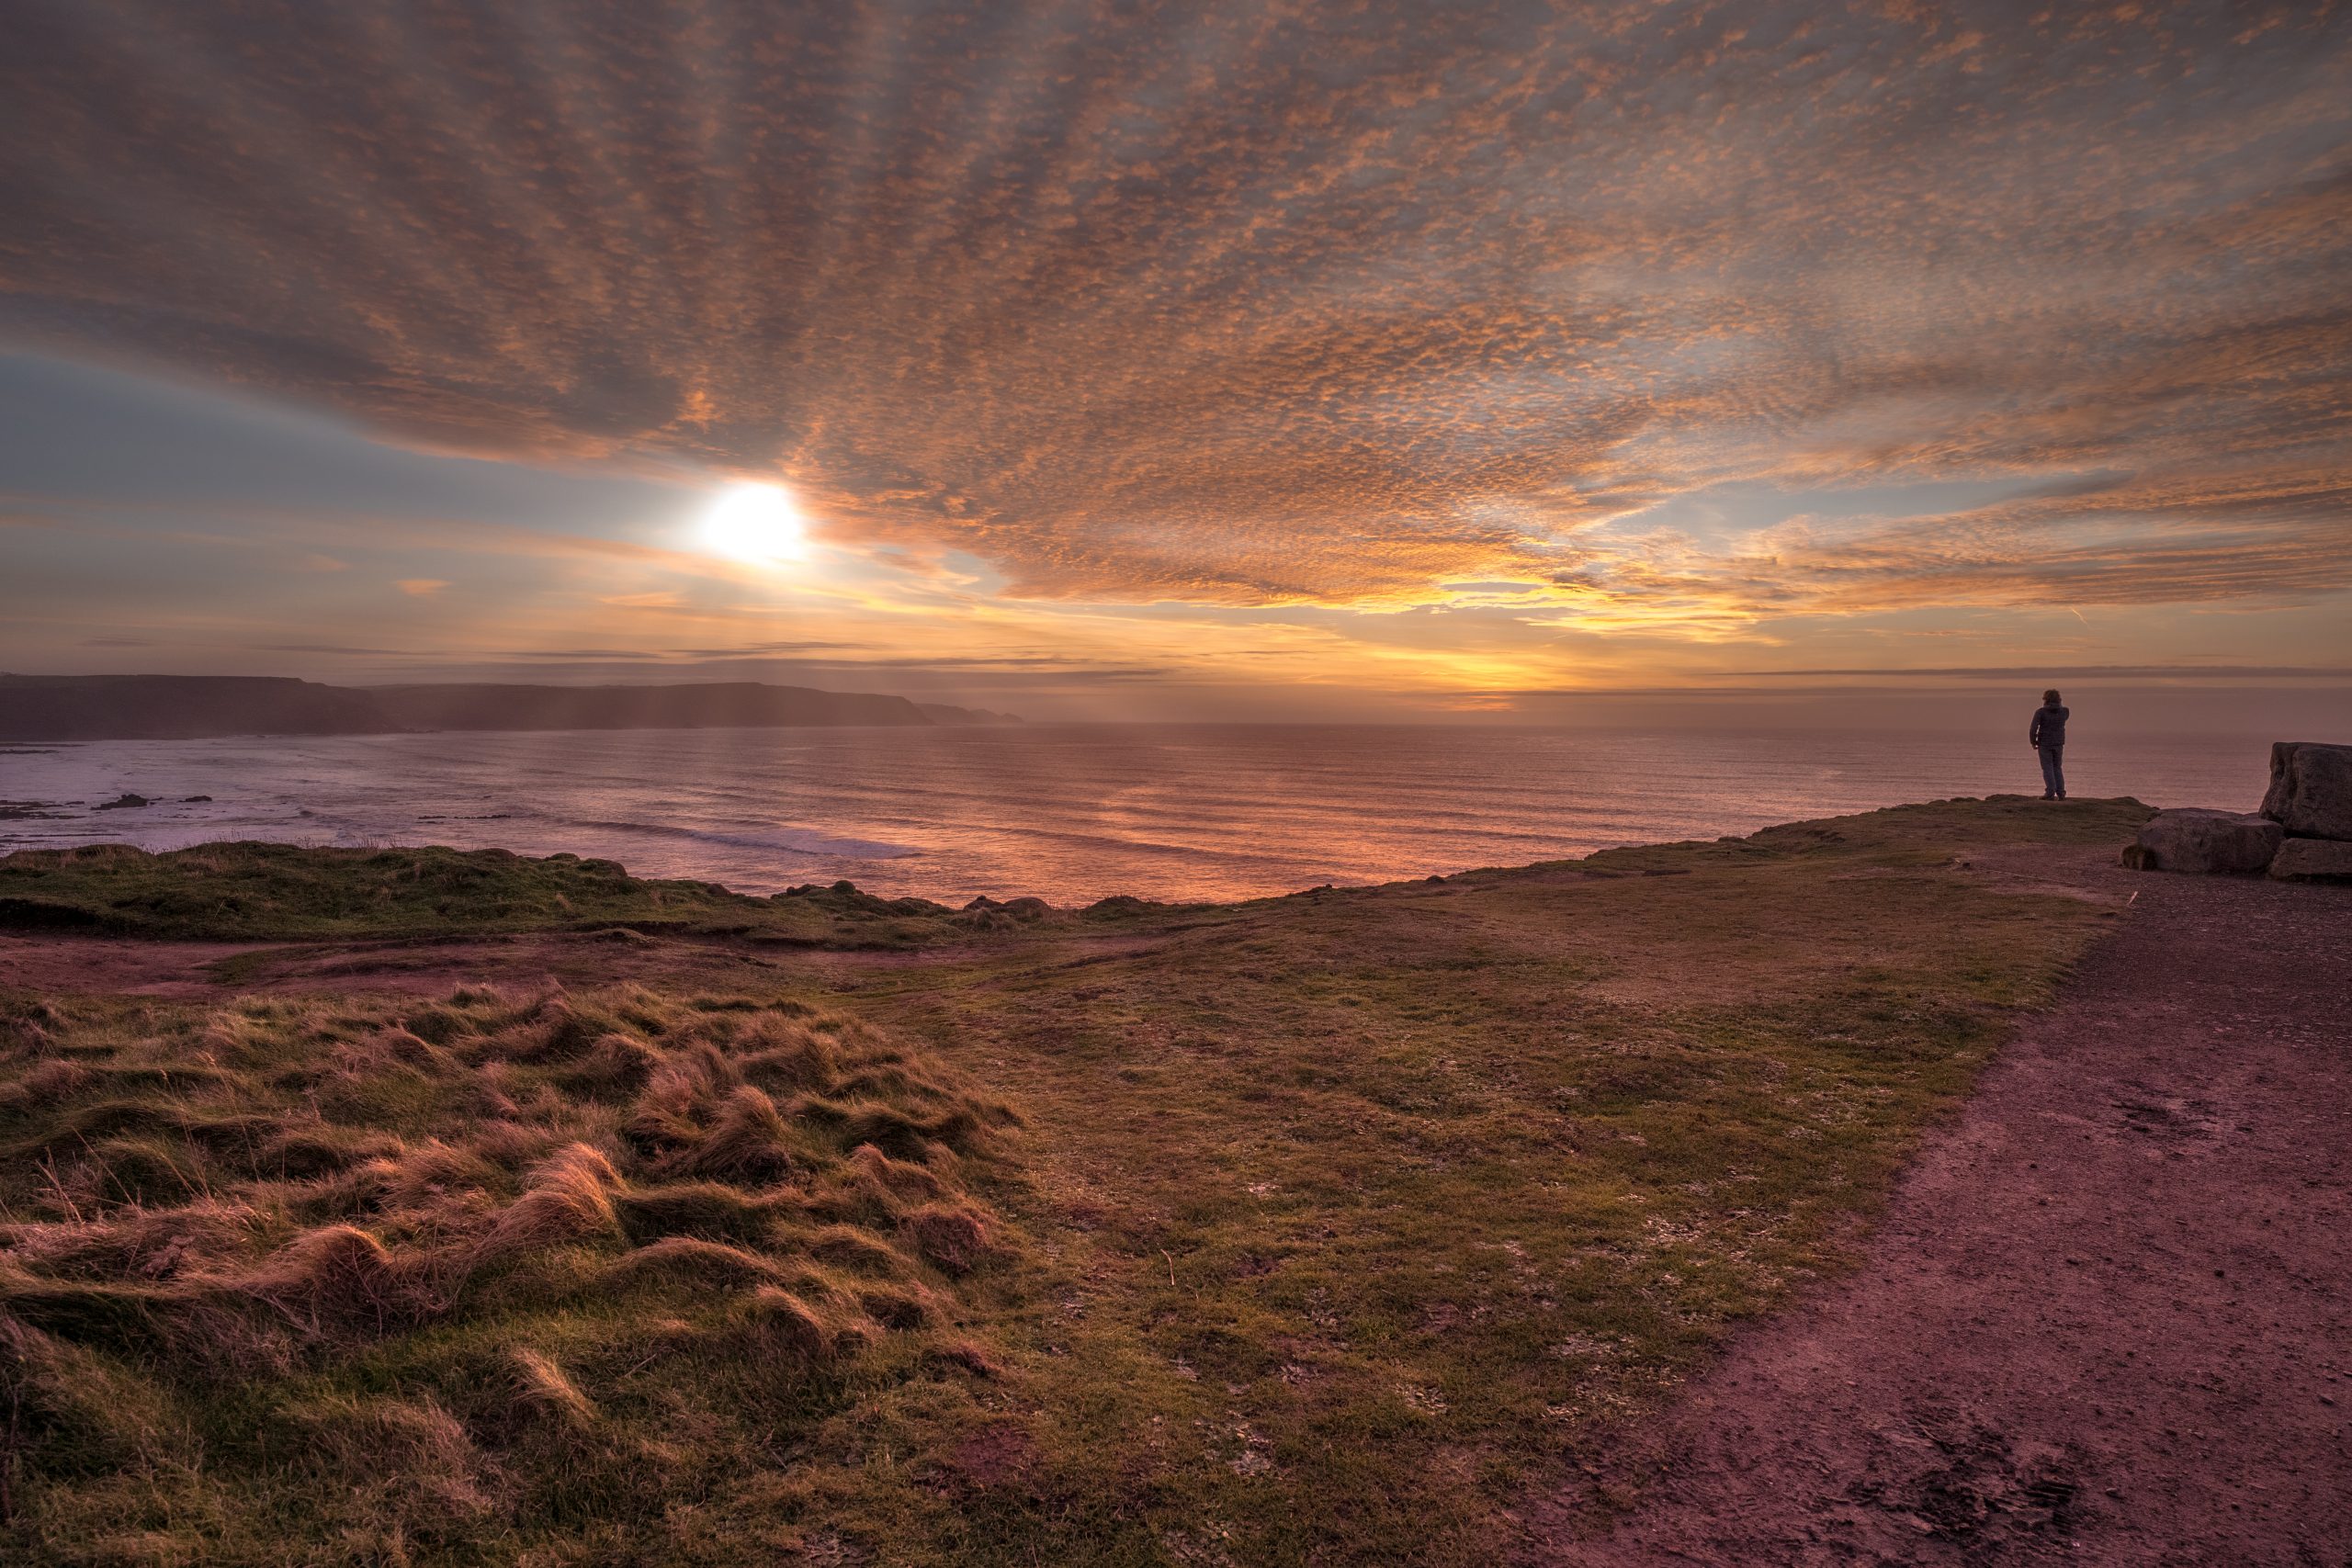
[0,722,2288,905]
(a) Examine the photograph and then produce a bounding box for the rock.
[2260,740,2352,840]
[2121,808,2282,874]
[2268,837,2352,883]
[181,794,212,803]
[1001,897,1052,919]
[93,792,151,811]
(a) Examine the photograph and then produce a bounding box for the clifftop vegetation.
[1,796,2155,1563]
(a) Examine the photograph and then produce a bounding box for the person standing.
[2030,688,2069,799]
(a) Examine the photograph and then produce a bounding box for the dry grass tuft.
[599,1235,782,1292]
[808,1223,920,1276]
[842,1143,947,1203]
[671,1084,798,1182]
[561,1031,661,1097]
[742,1284,875,1365]
[504,1347,595,1430]
[612,1180,777,1245]
[256,1123,401,1180]
[368,1026,455,1073]
[737,1021,843,1091]
[855,1280,940,1331]
[502,993,610,1064]
[468,1143,624,1275]
[84,1134,211,1204]
[903,1203,993,1278]
[241,1224,420,1335]
[287,1392,481,1482]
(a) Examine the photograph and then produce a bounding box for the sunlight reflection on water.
[0,722,2279,904]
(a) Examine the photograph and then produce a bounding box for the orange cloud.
[0,0,2345,638]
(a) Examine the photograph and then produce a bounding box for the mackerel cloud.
[3,0,2347,613]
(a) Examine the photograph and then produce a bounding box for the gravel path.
[1532,851,2352,1566]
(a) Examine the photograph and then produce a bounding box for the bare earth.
[1532,846,2352,1567]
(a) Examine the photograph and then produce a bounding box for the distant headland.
[0,673,1021,742]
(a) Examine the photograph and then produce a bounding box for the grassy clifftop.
[0,796,2154,1564]
[0,841,777,939]
[0,840,1154,947]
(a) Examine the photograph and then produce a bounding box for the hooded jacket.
[2030,702,2069,749]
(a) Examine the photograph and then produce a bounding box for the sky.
[1,0,2347,722]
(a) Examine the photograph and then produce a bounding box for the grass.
[0,986,1024,1564]
[0,840,1146,945]
[0,795,2154,1563]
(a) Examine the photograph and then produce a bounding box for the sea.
[0,720,2302,906]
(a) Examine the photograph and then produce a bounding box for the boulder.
[2269,837,2352,883]
[2260,740,2352,840]
[93,792,151,811]
[2120,808,2282,874]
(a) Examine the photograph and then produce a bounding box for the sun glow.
[703,481,808,564]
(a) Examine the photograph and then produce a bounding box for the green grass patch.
[0,840,1175,945]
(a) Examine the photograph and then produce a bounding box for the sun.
[703,481,808,564]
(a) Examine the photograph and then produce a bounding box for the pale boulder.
[2121,808,2283,875]
[2268,837,2352,882]
[2260,740,2352,841]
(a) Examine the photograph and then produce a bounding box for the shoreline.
[0,723,2284,907]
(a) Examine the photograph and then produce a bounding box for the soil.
[1528,845,2352,1566]
[0,933,290,996]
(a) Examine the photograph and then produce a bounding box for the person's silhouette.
[2030,688,2069,800]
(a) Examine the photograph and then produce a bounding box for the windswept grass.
[0,796,2155,1563]
[0,986,1023,1564]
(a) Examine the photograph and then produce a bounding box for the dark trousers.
[2039,745,2065,798]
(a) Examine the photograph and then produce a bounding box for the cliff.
[0,673,393,740]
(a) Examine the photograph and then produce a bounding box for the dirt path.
[1530,851,2352,1567]
[0,926,1176,999]
[0,932,286,996]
